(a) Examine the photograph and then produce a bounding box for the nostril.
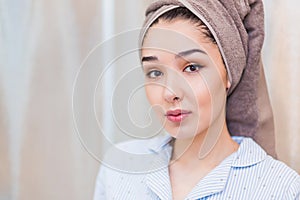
[173,96,180,101]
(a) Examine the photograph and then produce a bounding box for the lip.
[165,109,192,123]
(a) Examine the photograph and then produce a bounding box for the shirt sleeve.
[284,174,300,200]
[93,165,106,200]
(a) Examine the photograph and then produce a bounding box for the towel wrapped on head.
[140,0,276,157]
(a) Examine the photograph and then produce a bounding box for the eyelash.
[145,64,203,79]
[146,70,163,79]
[183,64,203,73]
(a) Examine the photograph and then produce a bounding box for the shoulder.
[285,174,300,199]
[112,138,154,154]
[260,155,299,182]
[108,133,172,155]
[232,137,298,176]
[261,155,300,198]
[99,134,172,173]
[230,137,300,198]
[93,135,172,199]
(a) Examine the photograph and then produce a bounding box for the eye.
[183,64,202,73]
[146,70,163,79]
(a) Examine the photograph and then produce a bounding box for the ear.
[226,80,231,91]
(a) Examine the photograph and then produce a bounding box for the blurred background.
[0,0,299,200]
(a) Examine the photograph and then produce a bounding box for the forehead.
[142,20,206,55]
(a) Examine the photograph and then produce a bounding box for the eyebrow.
[141,48,206,62]
[141,56,158,62]
[175,49,207,58]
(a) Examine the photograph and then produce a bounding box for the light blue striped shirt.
[94,136,300,199]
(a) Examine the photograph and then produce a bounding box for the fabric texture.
[93,136,300,199]
[139,0,276,157]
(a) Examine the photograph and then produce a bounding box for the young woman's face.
[141,19,229,139]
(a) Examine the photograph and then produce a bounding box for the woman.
[94,0,300,199]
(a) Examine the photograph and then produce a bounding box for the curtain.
[0,0,153,199]
[264,0,300,173]
[0,0,299,200]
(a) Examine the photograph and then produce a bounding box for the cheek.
[189,77,212,130]
[188,77,211,108]
[144,84,166,125]
[145,84,161,105]
[192,68,226,128]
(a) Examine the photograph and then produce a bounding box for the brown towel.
[140,0,276,157]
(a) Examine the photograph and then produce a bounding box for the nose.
[163,75,183,104]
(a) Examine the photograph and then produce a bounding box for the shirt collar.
[231,136,267,167]
[187,153,235,199]
[187,137,268,199]
[147,134,173,153]
[146,134,174,200]
[147,135,267,167]
[146,135,268,199]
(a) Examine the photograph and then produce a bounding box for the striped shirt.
[93,136,300,199]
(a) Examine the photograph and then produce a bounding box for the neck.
[171,122,239,167]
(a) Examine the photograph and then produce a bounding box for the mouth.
[165,109,192,123]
